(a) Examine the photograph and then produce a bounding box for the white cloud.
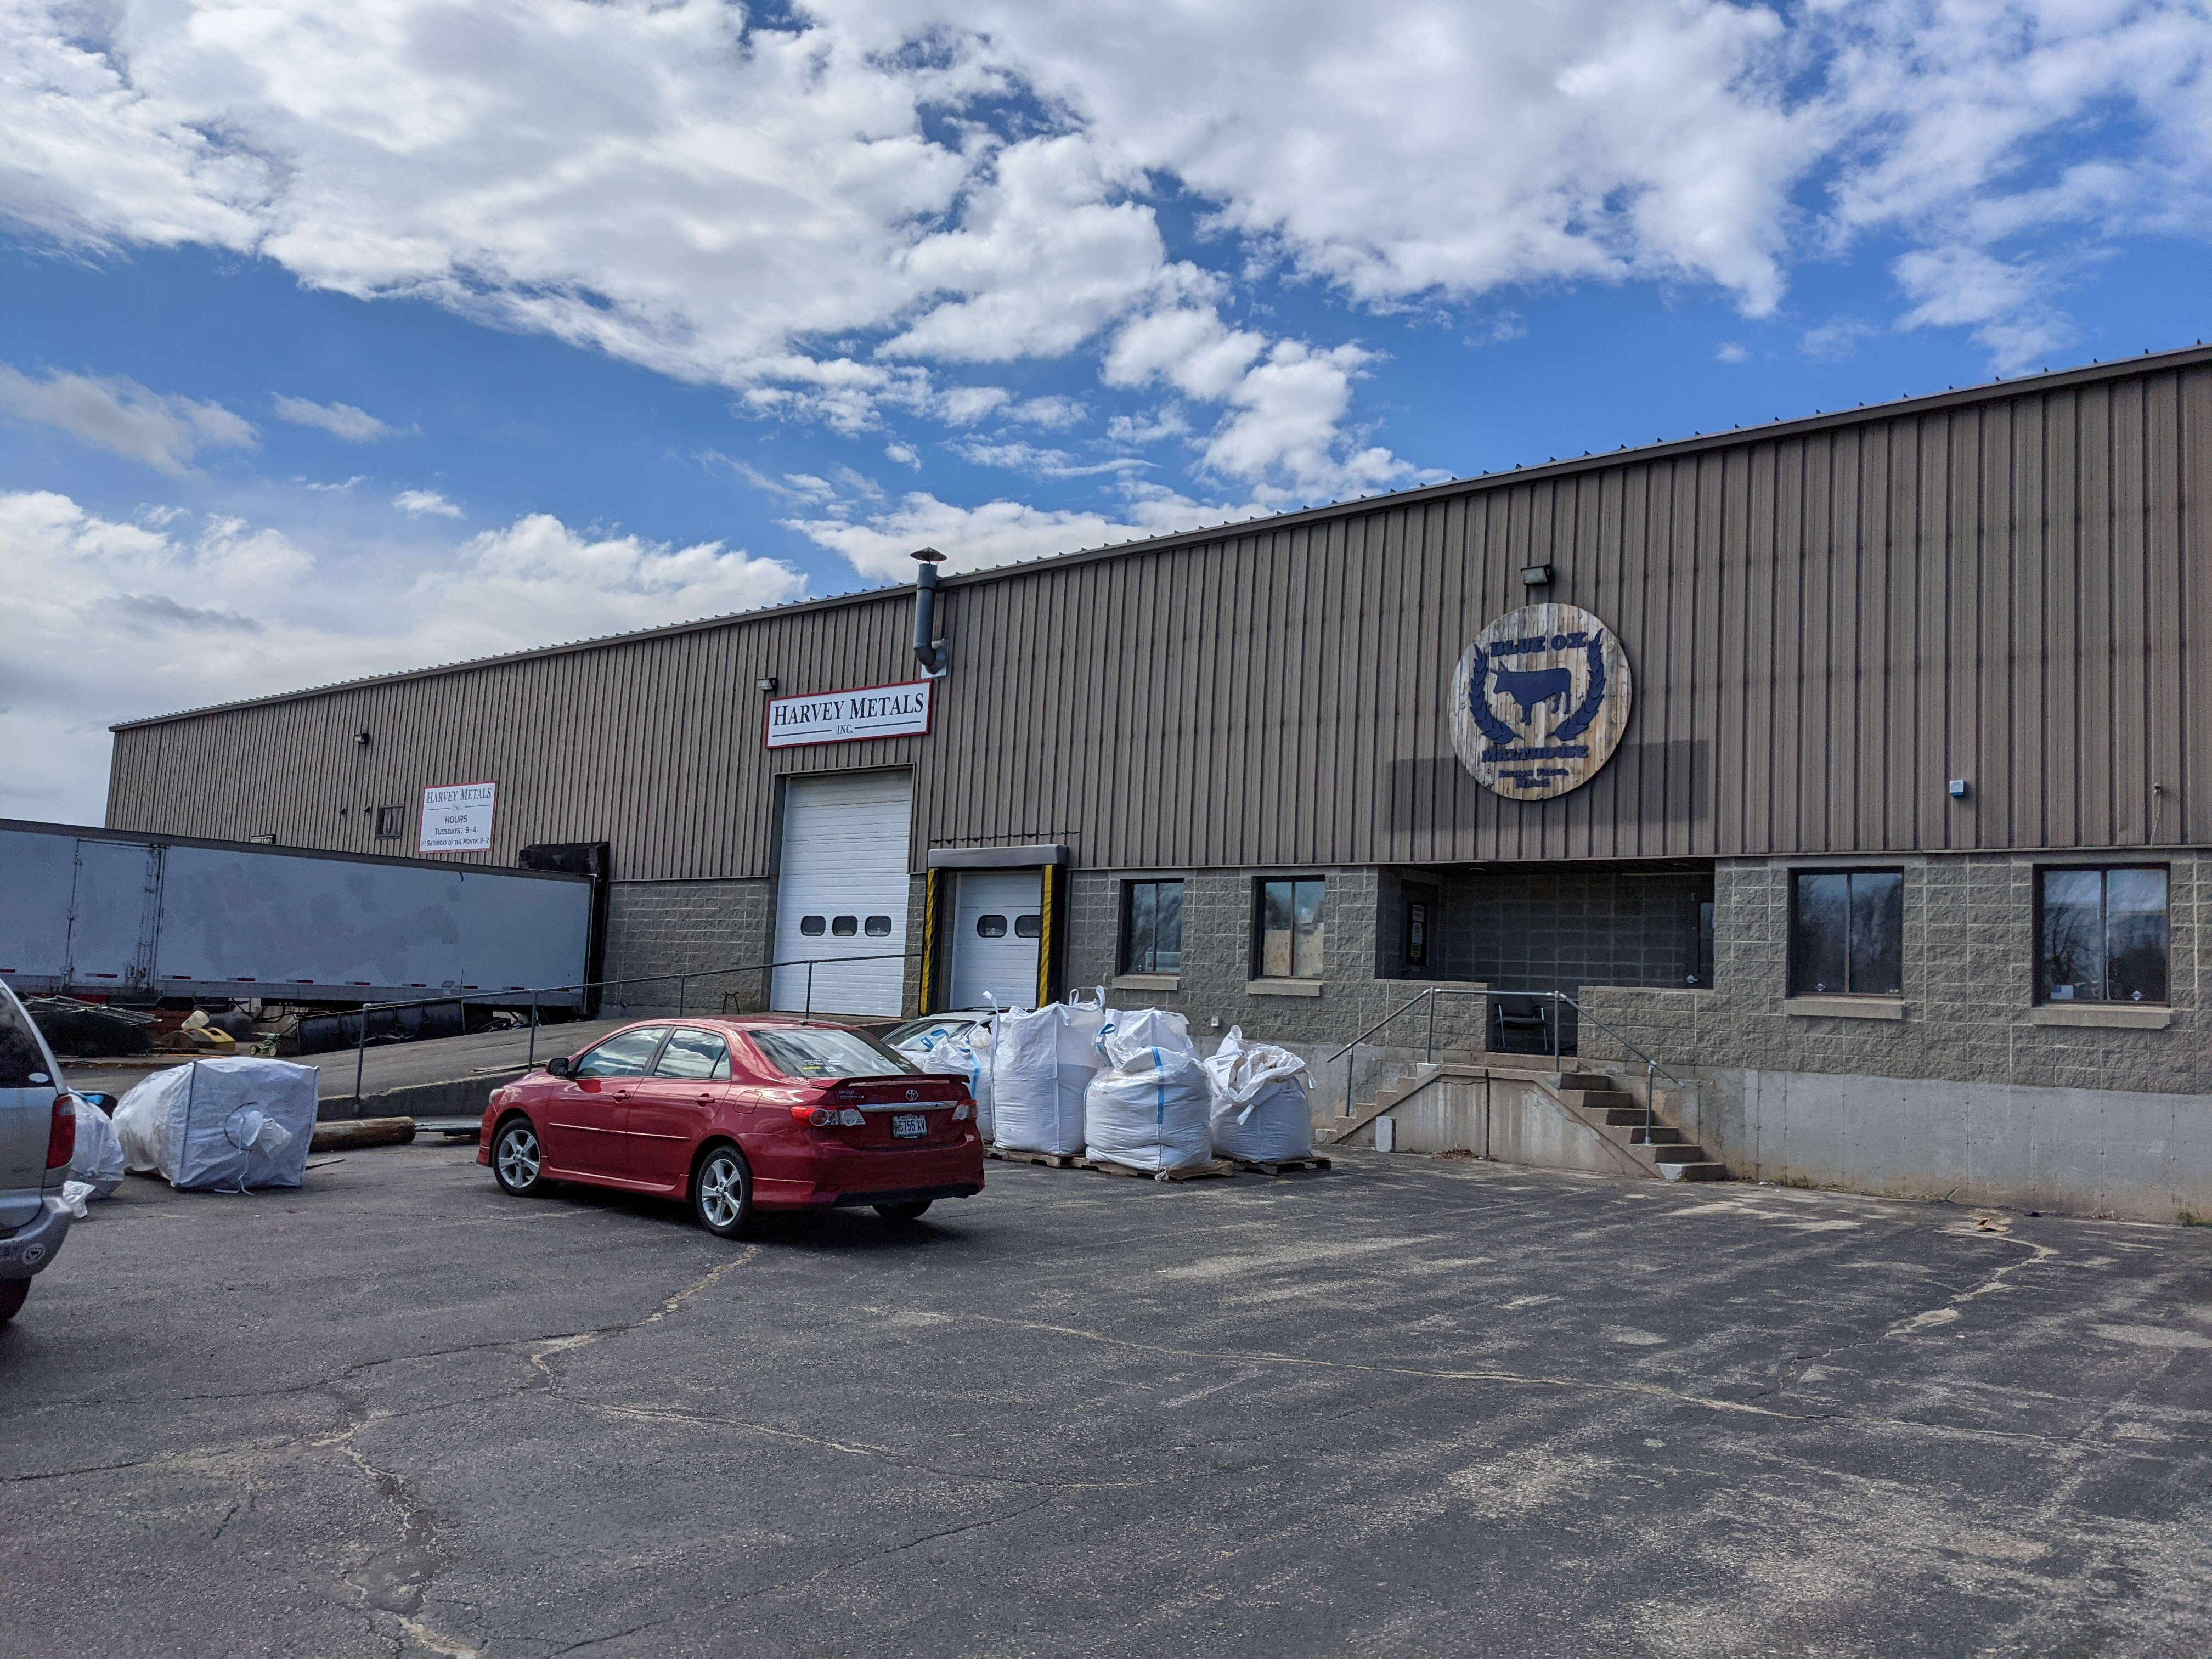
[0,489,804,820]
[0,363,254,473]
[949,438,1144,478]
[392,488,462,518]
[783,482,1264,581]
[1715,342,1751,364]
[272,394,394,441]
[0,0,2204,480]
[884,441,921,468]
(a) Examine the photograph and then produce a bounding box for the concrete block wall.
[1579,852,2211,1096]
[1062,867,1486,1053]
[601,877,776,1017]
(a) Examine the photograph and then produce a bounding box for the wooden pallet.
[1079,1155,1237,1183]
[987,1146,1084,1169]
[1229,1154,1333,1176]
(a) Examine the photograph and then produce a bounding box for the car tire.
[0,1279,27,1324]
[492,1116,549,1197]
[874,1200,932,1223]
[692,1144,753,1239]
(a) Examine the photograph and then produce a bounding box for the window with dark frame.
[1120,879,1184,974]
[2039,866,2169,1005]
[1257,877,1327,980]
[1788,870,1903,997]
[374,805,405,839]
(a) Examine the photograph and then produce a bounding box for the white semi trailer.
[0,819,595,1010]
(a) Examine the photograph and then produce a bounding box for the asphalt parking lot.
[3,1147,2209,1659]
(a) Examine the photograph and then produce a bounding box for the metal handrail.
[340,950,919,1104]
[1323,984,1684,1142]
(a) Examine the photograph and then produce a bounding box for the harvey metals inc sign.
[419,781,498,853]
[765,679,934,749]
[1450,603,1632,799]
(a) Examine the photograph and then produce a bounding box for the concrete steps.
[1332,1058,1728,1183]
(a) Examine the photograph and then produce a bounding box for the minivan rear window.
[0,991,52,1088]
[747,1027,917,1081]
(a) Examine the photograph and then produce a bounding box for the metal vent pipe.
[911,546,949,676]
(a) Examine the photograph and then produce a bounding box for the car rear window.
[747,1027,917,1082]
[653,1029,731,1081]
[0,992,51,1088]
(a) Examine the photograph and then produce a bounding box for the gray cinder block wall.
[601,877,776,1016]
[1579,853,2212,1219]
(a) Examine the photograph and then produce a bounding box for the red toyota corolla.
[477,1017,984,1236]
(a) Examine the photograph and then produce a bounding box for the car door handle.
[693,1093,715,1105]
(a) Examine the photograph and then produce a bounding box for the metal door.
[66,838,161,991]
[770,772,913,1015]
[947,869,1042,1011]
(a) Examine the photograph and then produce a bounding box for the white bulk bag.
[1204,1026,1314,1163]
[991,992,1113,1156]
[112,1057,318,1192]
[902,1022,995,1140]
[66,1093,127,1199]
[1084,1008,1211,1171]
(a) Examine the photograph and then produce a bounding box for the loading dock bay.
[3,1145,2207,1657]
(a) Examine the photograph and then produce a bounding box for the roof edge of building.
[110,340,2212,732]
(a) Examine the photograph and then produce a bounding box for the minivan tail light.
[47,1094,76,1169]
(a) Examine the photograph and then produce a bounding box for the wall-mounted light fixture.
[1948,778,1971,799]
[757,676,779,693]
[1520,563,1554,586]
[353,730,371,747]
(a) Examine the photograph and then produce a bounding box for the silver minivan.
[0,980,74,1324]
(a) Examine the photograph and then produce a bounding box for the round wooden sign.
[1450,603,1632,799]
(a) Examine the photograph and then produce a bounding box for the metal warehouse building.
[105,347,2212,1218]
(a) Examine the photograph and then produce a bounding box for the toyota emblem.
[905,1088,919,1100]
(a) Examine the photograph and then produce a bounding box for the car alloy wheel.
[874,1200,932,1223]
[493,1119,546,1195]
[693,1146,752,1239]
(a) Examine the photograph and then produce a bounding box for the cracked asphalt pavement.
[3,1144,2210,1657]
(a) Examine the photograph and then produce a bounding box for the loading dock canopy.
[926,845,1067,870]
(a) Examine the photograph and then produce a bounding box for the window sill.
[1113,973,1181,993]
[1784,996,1905,1020]
[2028,1004,2172,1030]
[1246,978,1324,998]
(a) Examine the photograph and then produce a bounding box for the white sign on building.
[419,781,498,853]
[764,679,933,749]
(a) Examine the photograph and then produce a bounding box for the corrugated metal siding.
[107,358,2212,876]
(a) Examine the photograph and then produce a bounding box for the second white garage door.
[946,868,1043,1012]
[770,771,912,1016]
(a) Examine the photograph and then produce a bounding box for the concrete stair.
[1331,1062,1728,1183]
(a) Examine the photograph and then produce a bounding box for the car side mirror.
[546,1055,574,1078]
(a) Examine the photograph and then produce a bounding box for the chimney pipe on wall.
[911,546,949,678]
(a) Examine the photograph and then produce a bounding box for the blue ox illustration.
[1489,663,1573,722]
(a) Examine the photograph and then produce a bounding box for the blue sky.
[3,1,2209,821]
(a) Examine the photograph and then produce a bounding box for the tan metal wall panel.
[105,357,2212,875]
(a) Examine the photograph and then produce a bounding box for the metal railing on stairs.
[1321,986,1684,1142]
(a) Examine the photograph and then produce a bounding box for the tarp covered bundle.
[61,1092,127,1214]
[112,1057,318,1191]
[990,993,1112,1156]
[1204,1027,1314,1163]
[1084,1007,1211,1172]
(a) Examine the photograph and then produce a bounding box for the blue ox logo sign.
[1449,603,1632,799]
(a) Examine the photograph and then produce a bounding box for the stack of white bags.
[903,1018,997,1141]
[976,994,1314,1171]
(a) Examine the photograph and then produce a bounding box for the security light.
[757,677,779,693]
[1520,564,1553,586]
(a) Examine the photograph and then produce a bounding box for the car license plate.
[891,1112,927,1139]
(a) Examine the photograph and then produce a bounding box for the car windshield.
[747,1026,917,1081]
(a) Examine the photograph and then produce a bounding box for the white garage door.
[947,868,1043,1012]
[771,771,912,1016]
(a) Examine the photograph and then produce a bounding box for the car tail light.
[791,1104,866,1127]
[47,1094,76,1169]
[952,1102,972,1121]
